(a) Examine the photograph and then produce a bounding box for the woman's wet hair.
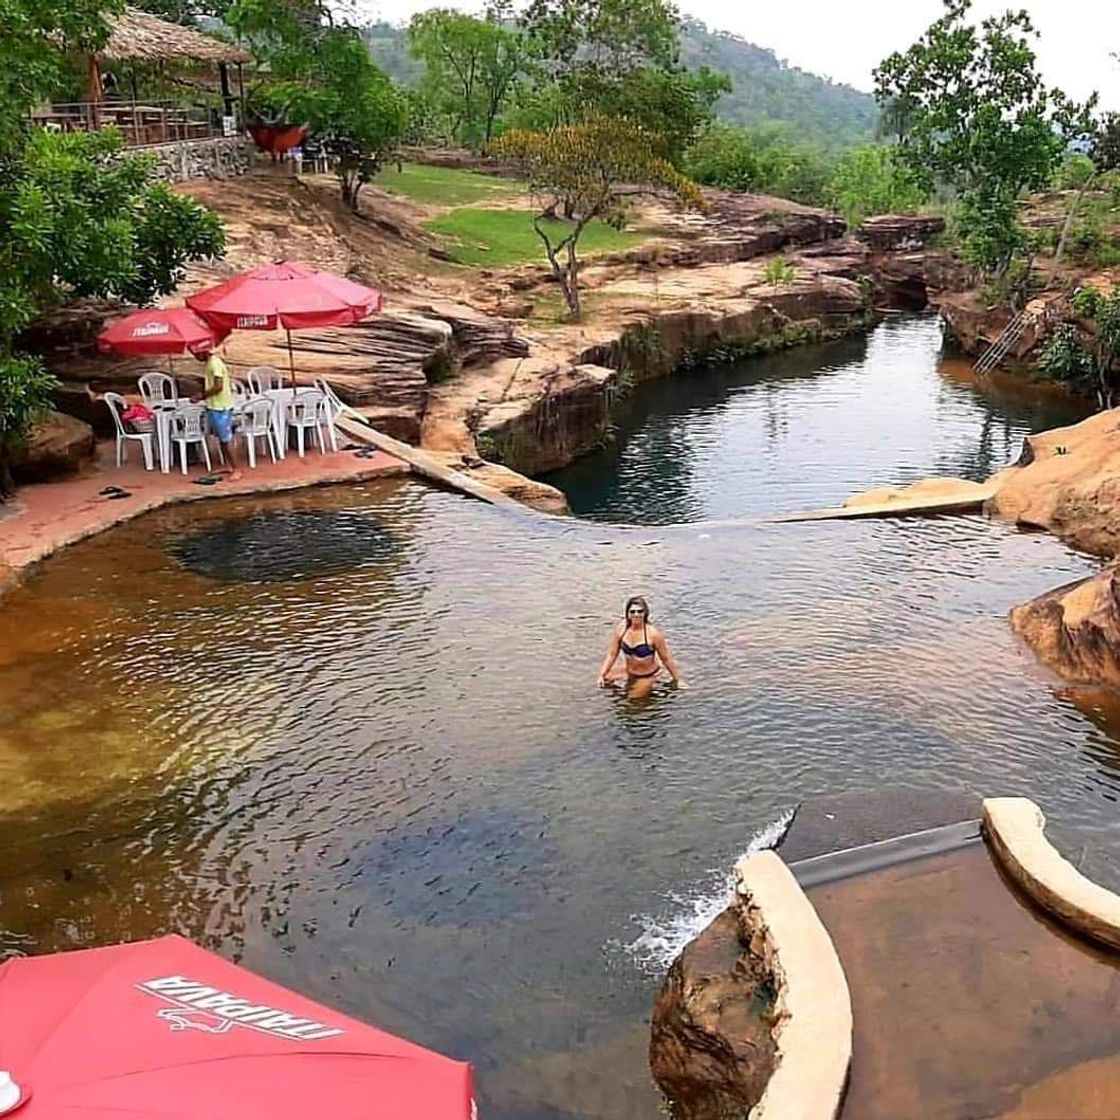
[624,596,651,621]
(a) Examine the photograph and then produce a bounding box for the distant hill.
[361,17,879,151]
[679,20,878,149]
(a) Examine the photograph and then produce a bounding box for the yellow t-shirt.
[203,353,234,411]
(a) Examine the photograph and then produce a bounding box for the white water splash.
[614,807,797,976]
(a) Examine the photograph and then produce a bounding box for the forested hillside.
[678,19,877,148]
[361,17,878,149]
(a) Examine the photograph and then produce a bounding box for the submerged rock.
[650,906,777,1120]
[1011,568,1120,690]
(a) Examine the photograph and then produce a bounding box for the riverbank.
[25,165,946,516]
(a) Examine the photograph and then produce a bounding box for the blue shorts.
[207,408,234,443]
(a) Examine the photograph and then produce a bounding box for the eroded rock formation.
[1011,570,1120,690]
[10,411,96,484]
[990,409,1120,558]
[650,907,777,1120]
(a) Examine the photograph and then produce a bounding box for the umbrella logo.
[136,975,345,1042]
[157,1006,234,1035]
[235,315,270,328]
[132,323,171,337]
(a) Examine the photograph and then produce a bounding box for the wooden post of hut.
[85,54,103,130]
[93,7,251,148]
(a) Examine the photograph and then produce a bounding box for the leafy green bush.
[1054,152,1097,190]
[763,257,797,286]
[1071,285,1101,318]
[1037,324,1094,384]
[950,189,1027,277]
[826,145,929,225]
[1091,244,1120,268]
[685,124,758,193]
[685,124,834,206]
[0,128,224,491]
[0,356,60,490]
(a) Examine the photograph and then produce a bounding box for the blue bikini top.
[620,624,654,659]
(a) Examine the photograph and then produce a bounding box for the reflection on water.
[548,315,1088,523]
[0,317,1114,1120]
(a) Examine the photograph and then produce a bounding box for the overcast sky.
[361,0,1120,109]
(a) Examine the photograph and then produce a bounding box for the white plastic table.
[151,401,180,474]
[262,388,295,459]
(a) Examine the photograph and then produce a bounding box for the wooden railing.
[30,99,227,148]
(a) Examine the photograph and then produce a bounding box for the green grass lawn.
[424,207,643,267]
[374,163,524,207]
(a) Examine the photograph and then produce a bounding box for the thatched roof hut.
[101,7,250,64]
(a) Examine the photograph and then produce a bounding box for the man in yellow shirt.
[198,345,242,481]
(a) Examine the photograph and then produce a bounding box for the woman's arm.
[653,628,685,685]
[597,627,623,686]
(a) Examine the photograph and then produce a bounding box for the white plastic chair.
[312,378,347,452]
[168,403,212,475]
[138,372,178,407]
[247,366,285,395]
[236,397,278,468]
[231,378,248,404]
[285,389,326,457]
[104,392,155,470]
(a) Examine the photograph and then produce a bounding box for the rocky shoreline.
[17,170,947,508]
[17,166,1120,696]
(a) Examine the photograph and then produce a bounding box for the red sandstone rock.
[10,411,96,484]
[650,907,777,1120]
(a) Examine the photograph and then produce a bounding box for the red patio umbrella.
[97,307,227,360]
[0,934,473,1119]
[187,261,384,386]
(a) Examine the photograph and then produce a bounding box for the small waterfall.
[616,807,797,976]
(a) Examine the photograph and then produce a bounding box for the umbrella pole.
[286,328,296,390]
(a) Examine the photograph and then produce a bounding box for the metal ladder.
[973,310,1031,374]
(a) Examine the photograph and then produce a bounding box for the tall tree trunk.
[565,237,581,321]
[1049,175,1095,287]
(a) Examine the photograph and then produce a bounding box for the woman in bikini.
[597,596,685,696]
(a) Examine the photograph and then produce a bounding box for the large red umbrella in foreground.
[0,934,473,1119]
[97,307,227,360]
[187,261,384,385]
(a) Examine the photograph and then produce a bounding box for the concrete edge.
[734,850,853,1120]
[0,459,407,599]
[338,415,537,513]
[770,493,993,523]
[982,796,1120,952]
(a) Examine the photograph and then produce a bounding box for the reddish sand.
[0,440,406,586]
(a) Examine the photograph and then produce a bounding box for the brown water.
[1,317,1117,1119]
[812,845,1120,1119]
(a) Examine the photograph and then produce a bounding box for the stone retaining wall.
[148,137,255,183]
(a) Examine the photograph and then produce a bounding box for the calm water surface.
[2,316,1118,1119]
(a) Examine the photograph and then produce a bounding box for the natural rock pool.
[2,315,1118,1119]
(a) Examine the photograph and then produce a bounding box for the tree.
[521,0,680,75]
[274,30,409,211]
[230,0,410,212]
[1091,113,1120,174]
[828,146,928,226]
[516,0,723,165]
[874,0,1095,275]
[0,129,225,491]
[0,0,223,491]
[408,8,526,150]
[0,0,119,155]
[495,116,703,320]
